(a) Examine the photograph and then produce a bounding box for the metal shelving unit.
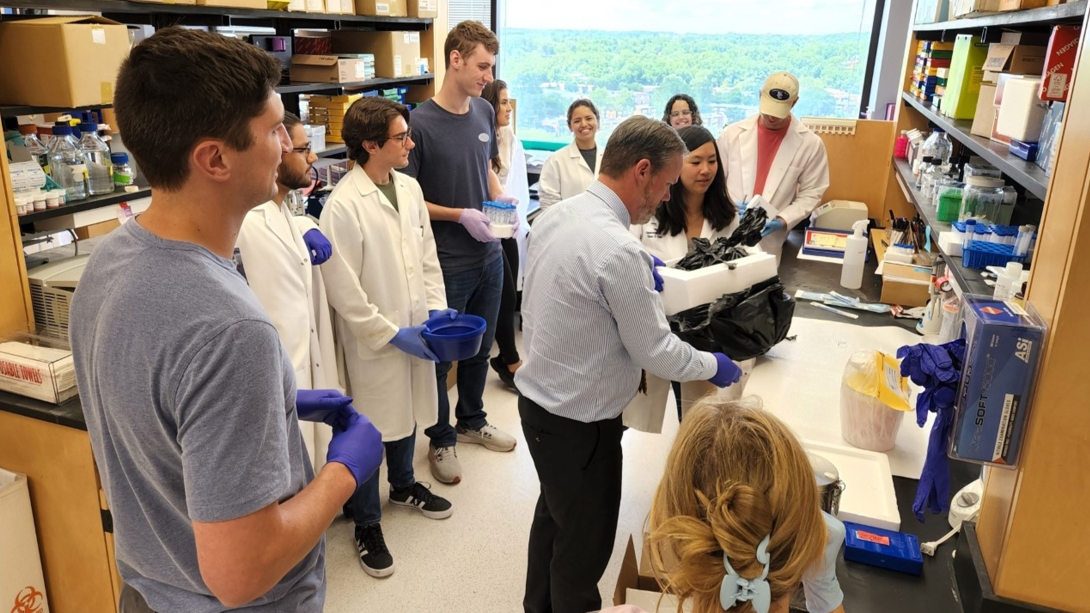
[913,1,1086,33]
[275,73,434,95]
[0,0,432,24]
[892,158,992,296]
[316,145,346,157]
[17,186,152,224]
[901,93,1051,200]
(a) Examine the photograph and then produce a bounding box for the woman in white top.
[631,126,754,418]
[537,99,604,209]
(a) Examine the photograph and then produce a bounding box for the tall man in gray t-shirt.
[69,28,382,612]
[404,21,520,484]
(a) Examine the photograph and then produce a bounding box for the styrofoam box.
[997,77,1047,142]
[658,252,777,316]
[803,439,900,531]
[938,231,964,257]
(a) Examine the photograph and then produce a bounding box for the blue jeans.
[425,254,504,448]
[347,430,416,527]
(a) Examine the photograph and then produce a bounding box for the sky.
[502,0,877,36]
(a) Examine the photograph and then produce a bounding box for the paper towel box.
[0,469,50,613]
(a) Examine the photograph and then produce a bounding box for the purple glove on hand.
[650,255,665,293]
[709,353,742,387]
[326,411,383,488]
[296,389,355,430]
[459,208,498,243]
[495,194,520,206]
[302,228,332,265]
[428,308,459,321]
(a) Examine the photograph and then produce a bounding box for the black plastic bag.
[674,207,768,271]
[669,277,795,361]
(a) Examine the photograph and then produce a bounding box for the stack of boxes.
[308,93,364,144]
[911,41,955,105]
[332,31,423,78]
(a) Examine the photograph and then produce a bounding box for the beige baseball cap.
[760,72,800,119]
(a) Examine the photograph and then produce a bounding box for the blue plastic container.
[962,240,1027,270]
[422,314,487,362]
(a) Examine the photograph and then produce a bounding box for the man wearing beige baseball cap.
[718,71,829,262]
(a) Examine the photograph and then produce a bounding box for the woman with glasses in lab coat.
[537,99,604,209]
[628,126,755,428]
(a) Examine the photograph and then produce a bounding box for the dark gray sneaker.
[355,523,394,578]
[389,482,454,520]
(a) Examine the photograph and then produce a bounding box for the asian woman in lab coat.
[537,99,604,209]
[481,79,530,391]
[628,126,754,428]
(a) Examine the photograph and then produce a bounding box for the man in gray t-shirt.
[69,28,381,612]
[402,21,520,484]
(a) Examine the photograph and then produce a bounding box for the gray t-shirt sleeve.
[174,319,293,523]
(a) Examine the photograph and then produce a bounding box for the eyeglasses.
[670,109,693,119]
[388,127,413,146]
[292,142,313,155]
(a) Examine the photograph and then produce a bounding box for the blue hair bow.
[720,535,772,613]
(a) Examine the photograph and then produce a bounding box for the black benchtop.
[0,388,85,430]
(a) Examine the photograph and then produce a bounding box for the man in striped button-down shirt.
[515,116,742,613]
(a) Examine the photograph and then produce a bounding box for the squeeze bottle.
[840,219,870,290]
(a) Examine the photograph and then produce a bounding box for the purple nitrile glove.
[390,325,440,362]
[428,308,458,321]
[495,194,519,206]
[708,353,743,387]
[326,411,383,488]
[914,408,954,521]
[459,208,498,243]
[650,255,665,293]
[302,228,332,265]
[295,389,355,430]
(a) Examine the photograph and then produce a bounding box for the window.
[497,0,877,144]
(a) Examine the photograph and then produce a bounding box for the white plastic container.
[997,77,1048,142]
[839,350,907,453]
[657,252,778,316]
[840,220,869,290]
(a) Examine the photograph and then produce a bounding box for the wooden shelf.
[0,0,433,24]
[17,186,151,225]
[901,92,1050,200]
[892,157,993,296]
[0,103,111,118]
[914,1,1086,32]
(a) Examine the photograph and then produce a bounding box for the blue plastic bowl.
[422,314,487,362]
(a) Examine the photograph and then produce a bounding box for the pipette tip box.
[843,521,923,575]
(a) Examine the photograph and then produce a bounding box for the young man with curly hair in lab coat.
[320,96,455,579]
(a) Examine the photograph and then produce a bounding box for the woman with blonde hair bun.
[605,398,846,613]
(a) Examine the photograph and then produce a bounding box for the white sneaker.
[456,422,517,452]
[429,445,462,484]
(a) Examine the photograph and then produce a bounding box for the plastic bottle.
[921,161,945,207]
[111,153,137,188]
[922,128,953,171]
[79,124,114,196]
[962,219,977,248]
[894,131,909,159]
[48,125,88,202]
[1015,225,1035,257]
[994,262,1024,300]
[840,219,870,290]
[916,156,933,190]
[17,125,51,175]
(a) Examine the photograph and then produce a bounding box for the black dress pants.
[495,237,521,365]
[519,395,625,613]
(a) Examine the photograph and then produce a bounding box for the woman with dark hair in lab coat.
[537,99,604,209]
[629,125,755,424]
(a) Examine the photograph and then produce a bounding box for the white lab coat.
[319,166,447,441]
[496,126,532,289]
[718,115,830,260]
[236,201,338,469]
[623,214,756,434]
[537,142,603,209]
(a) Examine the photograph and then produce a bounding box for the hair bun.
[705,483,773,575]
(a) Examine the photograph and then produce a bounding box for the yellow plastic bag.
[840,350,910,452]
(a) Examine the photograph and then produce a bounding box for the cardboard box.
[880,262,931,307]
[999,30,1050,46]
[323,0,342,13]
[332,30,421,78]
[950,296,1046,466]
[943,34,990,120]
[287,0,306,9]
[355,0,407,15]
[998,0,1048,9]
[408,0,438,17]
[195,0,264,7]
[305,0,325,12]
[0,470,50,613]
[971,84,998,137]
[0,16,130,107]
[953,0,1001,17]
[997,77,1047,141]
[340,0,355,13]
[982,43,1045,76]
[290,55,371,83]
[1040,25,1081,102]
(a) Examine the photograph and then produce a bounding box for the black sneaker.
[389,482,454,520]
[354,524,394,578]
[490,356,520,393]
